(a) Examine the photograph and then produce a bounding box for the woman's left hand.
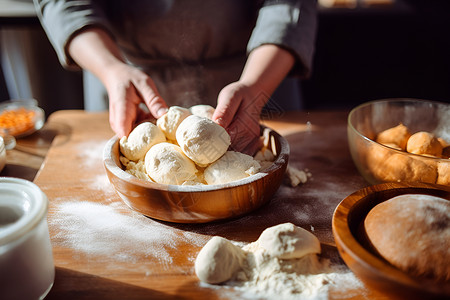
[213,81,267,155]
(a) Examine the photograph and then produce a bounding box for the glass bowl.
[0,99,45,138]
[347,98,450,186]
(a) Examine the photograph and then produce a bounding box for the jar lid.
[0,177,48,245]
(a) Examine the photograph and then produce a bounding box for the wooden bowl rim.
[332,181,450,295]
[103,125,290,192]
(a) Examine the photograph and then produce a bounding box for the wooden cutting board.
[34,110,387,299]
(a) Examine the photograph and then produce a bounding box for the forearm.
[240,44,295,98]
[67,27,125,83]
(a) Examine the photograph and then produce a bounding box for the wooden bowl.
[103,127,289,223]
[332,182,450,299]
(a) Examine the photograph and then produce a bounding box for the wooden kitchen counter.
[2,110,390,299]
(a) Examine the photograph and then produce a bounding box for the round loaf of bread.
[364,194,450,282]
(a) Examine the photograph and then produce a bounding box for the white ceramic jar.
[0,177,55,299]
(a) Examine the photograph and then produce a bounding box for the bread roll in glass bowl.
[347,99,450,186]
[103,126,289,223]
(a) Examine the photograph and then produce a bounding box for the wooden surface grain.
[6,110,396,299]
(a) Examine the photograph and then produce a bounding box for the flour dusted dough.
[144,142,198,185]
[204,151,260,185]
[256,223,321,259]
[195,236,246,284]
[365,194,450,281]
[176,115,231,167]
[119,122,166,161]
[189,104,215,120]
[156,106,191,141]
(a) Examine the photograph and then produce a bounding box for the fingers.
[109,83,139,137]
[134,75,168,119]
[213,84,243,128]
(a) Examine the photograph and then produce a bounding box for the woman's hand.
[67,27,167,137]
[213,44,296,155]
[103,63,167,137]
[213,82,266,155]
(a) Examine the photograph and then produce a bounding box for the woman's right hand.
[67,27,167,137]
[103,63,168,137]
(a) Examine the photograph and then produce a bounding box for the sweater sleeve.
[247,0,318,78]
[34,0,114,70]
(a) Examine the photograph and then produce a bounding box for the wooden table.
[2,110,390,299]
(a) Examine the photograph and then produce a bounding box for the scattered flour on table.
[196,223,364,300]
[75,140,108,168]
[49,200,208,264]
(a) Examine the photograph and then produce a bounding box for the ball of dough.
[370,153,437,184]
[119,122,166,161]
[407,131,443,157]
[365,194,450,281]
[144,142,198,185]
[195,236,246,284]
[189,104,215,120]
[176,115,230,167]
[156,106,191,141]
[376,124,411,150]
[257,223,321,259]
[204,151,261,185]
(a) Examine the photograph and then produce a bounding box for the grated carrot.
[0,107,36,136]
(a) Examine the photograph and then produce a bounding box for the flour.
[232,254,363,300]
[196,223,364,300]
[49,200,208,265]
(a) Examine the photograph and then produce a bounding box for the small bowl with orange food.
[347,98,450,186]
[0,99,45,138]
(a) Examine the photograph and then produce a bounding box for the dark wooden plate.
[332,182,450,299]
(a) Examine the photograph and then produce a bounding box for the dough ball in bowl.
[156,106,191,141]
[144,142,198,185]
[364,194,450,282]
[406,131,443,157]
[189,104,215,120]
[176,115,230,167]
[376,123,411,150]
[119,122,166,161]
[204,151,260,185]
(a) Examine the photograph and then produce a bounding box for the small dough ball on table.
[204,151,261,185]
[364,194,450,281]
[189,104,215,120]
[195,236,246,284]
[407,131,443,157]
[156,106,191,141]
[376,123,411,150]
[257,223,321,259]
[437,161,450,185]
[119,122,166,161]
[176,115,231,167]
[144,142,198,185]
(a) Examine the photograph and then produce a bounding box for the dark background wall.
[302,0,450,109]
[1,1,449,112]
